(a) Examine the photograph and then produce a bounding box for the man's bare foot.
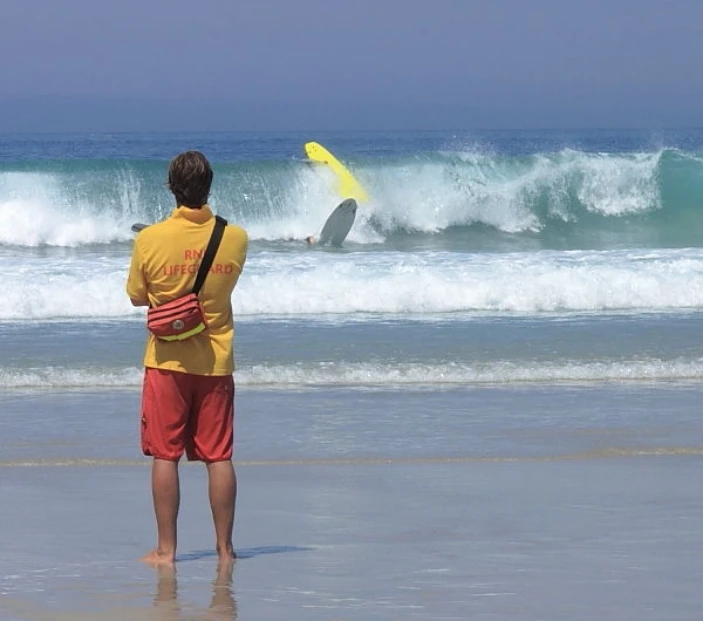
[217,545,237,566]
[140,548,176,566]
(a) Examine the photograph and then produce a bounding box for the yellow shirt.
[126,205,248,376]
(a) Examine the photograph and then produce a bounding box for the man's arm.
[126,237,149,307]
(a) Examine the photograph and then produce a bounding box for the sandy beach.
[1,385,702,620]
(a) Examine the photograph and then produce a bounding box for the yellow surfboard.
[304,141,369,203]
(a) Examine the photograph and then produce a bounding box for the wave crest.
[0,148,697,248]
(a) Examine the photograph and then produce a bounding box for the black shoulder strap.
[192,215,227,295]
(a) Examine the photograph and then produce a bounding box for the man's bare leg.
[206,460,237,563]
[141,458,180,565]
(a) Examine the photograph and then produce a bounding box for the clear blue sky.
[0,0,701,132]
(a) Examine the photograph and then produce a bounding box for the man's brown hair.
[168,151,213,208]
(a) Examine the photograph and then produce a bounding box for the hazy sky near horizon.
[1,0,701,131]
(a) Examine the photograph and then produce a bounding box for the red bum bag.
[147,216,226,342]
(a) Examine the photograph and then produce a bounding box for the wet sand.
[1,386,702,620]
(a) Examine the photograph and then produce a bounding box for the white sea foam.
[0,367,144,389]
[0,257,142,319]
[351,149,662,237]
[0,149,666,247]
[2,358,702,389]
[0,199,133,247]
[0,170,151,246]
[1,248,703,320]
[568,151,661,216]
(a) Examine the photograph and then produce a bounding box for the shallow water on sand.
[1,386,702,620]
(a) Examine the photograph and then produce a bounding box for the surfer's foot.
[140,548,176,566]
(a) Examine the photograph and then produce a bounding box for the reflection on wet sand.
[153,562,237,621]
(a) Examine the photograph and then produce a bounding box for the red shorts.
[140,368,235,463]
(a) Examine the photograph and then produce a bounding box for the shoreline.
[2,383,702,619]
[2,455,702,620]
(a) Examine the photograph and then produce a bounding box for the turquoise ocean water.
[2,129,703,390]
